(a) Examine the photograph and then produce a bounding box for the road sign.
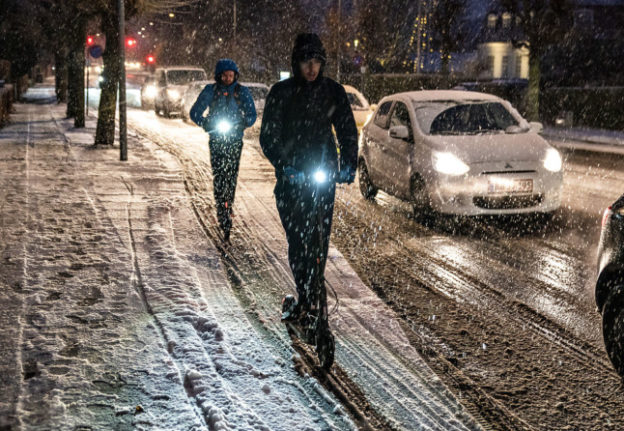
[88,45,103,59]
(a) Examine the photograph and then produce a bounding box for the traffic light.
[87,35,95,46]
[126,37,137,48]
[146,54,155,64]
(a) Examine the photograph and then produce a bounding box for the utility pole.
[118,0,127,161]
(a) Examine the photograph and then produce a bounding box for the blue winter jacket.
[190,59,257,140]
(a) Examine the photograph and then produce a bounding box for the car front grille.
[473,194,543,210]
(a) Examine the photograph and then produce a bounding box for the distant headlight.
[543,148,562,172]
[144,85,157,99]
[167,89,180,100]
[432,151,470,176]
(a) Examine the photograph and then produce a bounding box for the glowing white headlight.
[217,120,232,134]
[432,152,470,176]
[144,85,157,99]
[167,89,180,100]
[543,148,562,172]
[313,170,327,183]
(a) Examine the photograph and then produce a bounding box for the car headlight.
[432,151,470,176]
[167,89,180,100]
[543,148,562,172]
[144,85,157,99]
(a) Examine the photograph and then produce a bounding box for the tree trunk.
[54,50,68,104]
[67,18,87,127]
[527,50,540,122]
[95,12,120,146]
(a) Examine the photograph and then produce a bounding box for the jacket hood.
[291,33,326,82]
[214,58,239,83]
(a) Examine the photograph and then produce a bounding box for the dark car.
[596,193,624,375]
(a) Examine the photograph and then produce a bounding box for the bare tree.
[430,0,466,76]
[500,0,571,120]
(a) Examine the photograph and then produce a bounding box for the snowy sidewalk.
[0,96,355,430]
[542,126,624,154]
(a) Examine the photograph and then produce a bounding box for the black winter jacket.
[259,76,358,178]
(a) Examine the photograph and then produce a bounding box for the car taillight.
[602,206,613,228]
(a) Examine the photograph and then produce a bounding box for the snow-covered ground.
[0,88,483,430]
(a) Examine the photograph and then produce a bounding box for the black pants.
[209,138,243,233]
[275,179,336,310]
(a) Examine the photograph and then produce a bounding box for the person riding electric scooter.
[190,59,257,242]
[259,33,358,369]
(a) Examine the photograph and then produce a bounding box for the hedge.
[541,86,624,131]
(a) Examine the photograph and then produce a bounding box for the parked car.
[153,66,208,118]
[180,80,214,122]
[358,90,563,217]
[343,84,375,132]
[140,75,158,111]
[596,194,624,375]
[241,82,270,114]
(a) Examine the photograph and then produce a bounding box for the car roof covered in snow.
[240,82,269,89]
[386,90,503,104]
[158,66,206,72]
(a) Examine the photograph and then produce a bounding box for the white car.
[181,80,214,122]
[241,82,270,114]
[358,90,563,216]
[153,66,208,118]
[343,84,374,131]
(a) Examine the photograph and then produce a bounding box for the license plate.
[488,178,533,194]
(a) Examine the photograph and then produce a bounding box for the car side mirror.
[529,121,543,133]
[389,125,410,140]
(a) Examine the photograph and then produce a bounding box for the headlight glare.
[432,151,470,176]
[543,148,562,172]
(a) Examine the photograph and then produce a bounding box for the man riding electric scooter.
[190,59,257,242]
[259,33,358,369]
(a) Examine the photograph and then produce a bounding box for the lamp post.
[118,0,127,161]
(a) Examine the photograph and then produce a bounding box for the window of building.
[502,56,509,78]
[488,56,495,77]
[502,12,512,28]
[487,13,498,29]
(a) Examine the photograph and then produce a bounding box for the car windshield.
[413,100,519,135]
[347,92,365,108]
[167,70,207,85]
[249,87,268,100]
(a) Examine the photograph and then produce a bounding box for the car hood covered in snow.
[422,131,552,165]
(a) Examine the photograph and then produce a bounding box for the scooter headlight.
[216,120,232,134]
[313,170,327,184]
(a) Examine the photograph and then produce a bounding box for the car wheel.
[602,285,624,376]
[358,159,377,200]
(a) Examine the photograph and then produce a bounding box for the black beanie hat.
[291,33,327,70]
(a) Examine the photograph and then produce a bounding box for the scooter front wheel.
[603,285,624,376]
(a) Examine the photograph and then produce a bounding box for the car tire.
[602,284,624,376]
[358,159,377,200]
[411,174,431,212]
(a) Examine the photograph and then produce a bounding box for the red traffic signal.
[87,35,95,46]
[146,54,155,64]
[126,37,137,48]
